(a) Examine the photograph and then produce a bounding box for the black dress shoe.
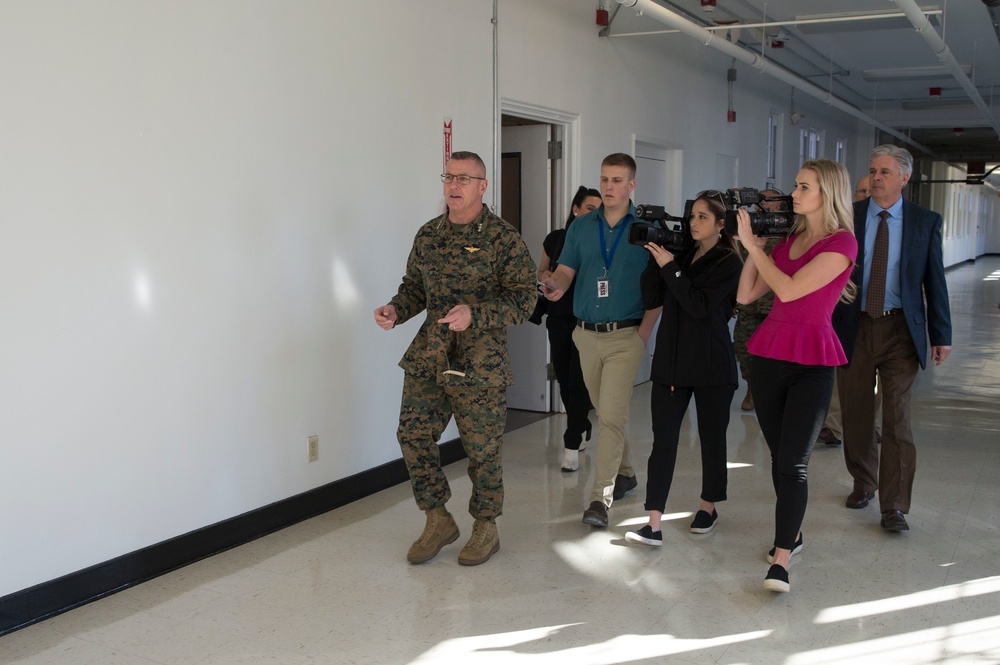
[582,501,608,528]
[846,489,876,509]
[612,474,638,501]
[881,509,910,531]
[816,427,842,446]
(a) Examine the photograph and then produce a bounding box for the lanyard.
[598,215,630,273]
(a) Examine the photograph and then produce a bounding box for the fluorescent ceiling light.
[901,98,977,110]
[864,65,972,82]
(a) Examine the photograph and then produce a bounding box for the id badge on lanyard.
[597,269,610,298]
[598,217,627,299]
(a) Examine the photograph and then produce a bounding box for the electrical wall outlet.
[307,435,319,462]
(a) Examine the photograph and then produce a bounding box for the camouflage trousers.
[397,373,506,520]
[733,309,767,383]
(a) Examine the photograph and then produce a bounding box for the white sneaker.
[561,448,579,472]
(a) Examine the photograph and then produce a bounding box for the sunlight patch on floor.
[411,625,772,664]
[815,576,1000,624]
[789,615,1000,665]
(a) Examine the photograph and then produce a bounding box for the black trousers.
[751,356,834,551]
[546,314,593,449]
[644,381,735,512]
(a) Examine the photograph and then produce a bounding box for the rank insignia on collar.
[464,246,481,253]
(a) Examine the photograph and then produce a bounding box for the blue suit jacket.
[833,198,952,370]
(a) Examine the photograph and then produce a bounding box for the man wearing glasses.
[541,153,660,528]
[374,151,536,565]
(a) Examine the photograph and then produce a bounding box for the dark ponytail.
[566,185,602,228]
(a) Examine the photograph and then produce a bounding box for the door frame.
[499,101,580,412]
[500,100,581,241]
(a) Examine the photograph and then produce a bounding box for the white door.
[632,144,674,384]
[502,124,551,412]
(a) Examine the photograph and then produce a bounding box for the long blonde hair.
[791,159,857,303]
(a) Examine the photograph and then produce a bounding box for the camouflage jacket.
[389,205,537,387]
[737,237,782,318]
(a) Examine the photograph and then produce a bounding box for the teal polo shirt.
[558,203,648,323]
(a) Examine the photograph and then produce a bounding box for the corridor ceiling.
[604,0,1000,172]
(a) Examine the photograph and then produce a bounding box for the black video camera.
[627,201,695,253]
[721,188,795,238]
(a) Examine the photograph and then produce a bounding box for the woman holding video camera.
[625,190,742,548]
[735,159,857,593]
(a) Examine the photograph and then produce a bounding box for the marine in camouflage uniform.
[735,188,788,410]
[388,202,536,520]
[377,153,535,566]
[734,238,781,384]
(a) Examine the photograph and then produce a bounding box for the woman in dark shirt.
[537,186,602,472]
[626,190,742,546]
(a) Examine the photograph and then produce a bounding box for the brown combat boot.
[457,519,500,566]
[407,506,460,564]
[741,386,754,411]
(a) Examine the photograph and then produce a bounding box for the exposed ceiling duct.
[614,0,935,156]
[984,0,1000,47]
[892,0,1000,140]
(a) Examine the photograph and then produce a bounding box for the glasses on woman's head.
[441,173,486,185]
[697,189,726,205]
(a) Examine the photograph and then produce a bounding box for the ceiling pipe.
[982,0,1000,48]
[892,0,1000,140]
[609,10,943,39]
[614,0,935,156]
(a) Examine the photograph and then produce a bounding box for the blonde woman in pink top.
[735,159,858,593]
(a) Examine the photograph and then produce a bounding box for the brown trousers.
[837,313,919,513]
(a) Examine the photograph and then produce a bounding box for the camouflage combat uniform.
[734,238,781,382]
[388,204,536,520]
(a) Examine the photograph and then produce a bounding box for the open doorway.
[500,105,579,414]
[632,140,683,384]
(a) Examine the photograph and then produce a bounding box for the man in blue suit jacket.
[833,144,952,533]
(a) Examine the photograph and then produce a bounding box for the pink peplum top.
[747,230,858,366]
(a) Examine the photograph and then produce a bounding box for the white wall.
[0,0,495,597]
[0,0,878,598]
[926,163,1000,265]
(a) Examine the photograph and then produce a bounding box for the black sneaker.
[767,533,804,564]
[582,501,609,528]
[625,525,662,547]
[764,564,790,593]
[612,474,638,501]
[689,509,718,533]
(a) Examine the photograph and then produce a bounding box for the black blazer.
[832,198,952,369]
[641,245,742,387]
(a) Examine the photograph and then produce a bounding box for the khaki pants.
[573,326,644,507]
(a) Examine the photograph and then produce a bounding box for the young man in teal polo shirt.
[541,153,661,528]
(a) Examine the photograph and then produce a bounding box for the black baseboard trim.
[0,438,471,637]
